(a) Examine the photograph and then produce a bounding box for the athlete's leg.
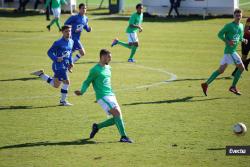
[72,40,85,63]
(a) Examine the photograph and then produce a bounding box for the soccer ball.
[233,123,247,135]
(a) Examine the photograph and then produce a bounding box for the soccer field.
[0,7,250,167]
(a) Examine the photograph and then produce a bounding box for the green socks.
[97,117,115,129]
[49,19,56,26]
[114,116,127,137]
[117,41,132,49]
[206,71,220,85]
[117,40,138,60]
[55,19,61,30]
[129,46,137,59]
[49,18,61,30]
[96,116,127,137]
[232,69,242,87]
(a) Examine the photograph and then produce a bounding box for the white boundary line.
[0,64,177,101]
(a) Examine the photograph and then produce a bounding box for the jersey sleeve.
[47,41,58,62]
[240,24,244,41]
[83,18,91,32]
[64,15,74,25]
[80,69,97,95]
[129,14,136,25]
[218,24,228,41]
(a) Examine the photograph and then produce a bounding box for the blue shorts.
[73,39,83,52]
[53,69,68,81]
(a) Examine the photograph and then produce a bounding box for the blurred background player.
[31,25,74,106]
[75,49,133,143]
[232,16,250,75]
[34,0,51,21]
[111,3,143,63]
[201,9,248,96]
[168,0,181,17]
[64,3,91,64]
[46,0,67,31]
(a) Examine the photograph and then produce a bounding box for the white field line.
[0,64,177,101]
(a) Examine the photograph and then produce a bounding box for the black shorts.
[241,39,250,56]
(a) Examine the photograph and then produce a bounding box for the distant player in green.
[111,3,143,63]
[75,49,133,143]
[201,9,248,96]
[45,0,67,31]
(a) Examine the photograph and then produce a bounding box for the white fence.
[0,0,76,13]
[142,0,239,18]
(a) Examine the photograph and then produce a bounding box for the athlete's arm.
[83,18,92,32]
[47,42,62,62]
[218,24,233,46]
[79,69,97,95]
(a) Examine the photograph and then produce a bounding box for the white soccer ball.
[233,123,247,135]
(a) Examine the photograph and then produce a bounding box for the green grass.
[0,9,250,167]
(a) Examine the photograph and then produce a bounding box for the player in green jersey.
[201,9,248,96]
[75,49,133,143]
[45,0,67,31]
[111,3,143,63]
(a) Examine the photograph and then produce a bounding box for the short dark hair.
[79,3,86,9]
[61,25,71,31]
[234,8,242,14]
[100,49,111,58]
[136,3,143,9]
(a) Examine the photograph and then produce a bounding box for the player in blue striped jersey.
[31,25,74,106]
[64,3,91,63]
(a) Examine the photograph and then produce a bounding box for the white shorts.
[220,53,242,65]
[127,33,138,43]
[52,8,61,18]
[97,96,121,115]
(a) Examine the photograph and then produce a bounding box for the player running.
[75,49,133,143]
[31,25,74,106]
[64,3,91,64]
[45,0,67,31]
[201,9,248,96]
[232,16,250,75]
[111,3,143,63]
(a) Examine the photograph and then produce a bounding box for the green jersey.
[126,12,143,33]
[80,64,114,100]
[45,0,66,9]
[218,22,244,54]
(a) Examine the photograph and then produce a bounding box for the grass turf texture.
[0,5,250,167]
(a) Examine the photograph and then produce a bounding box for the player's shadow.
[0,138,96,150]
[166,76,232,83]
[94,14,233,23]
[0,105,59,111]
[123,96,232,106]
[0,77,39,82]
[0,30,44,33]
[75,61,126,65]
[207,147,225,151]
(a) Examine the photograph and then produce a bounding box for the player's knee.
[54,83,60,88]
[238,66,245,72]
[217,69,224,74]
[110,108,121,117]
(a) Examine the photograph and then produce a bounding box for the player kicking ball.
[75,49,133,143]
[31,25,74,106]
[201,9,248,96]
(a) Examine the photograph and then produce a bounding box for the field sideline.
[0,4,250,167]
